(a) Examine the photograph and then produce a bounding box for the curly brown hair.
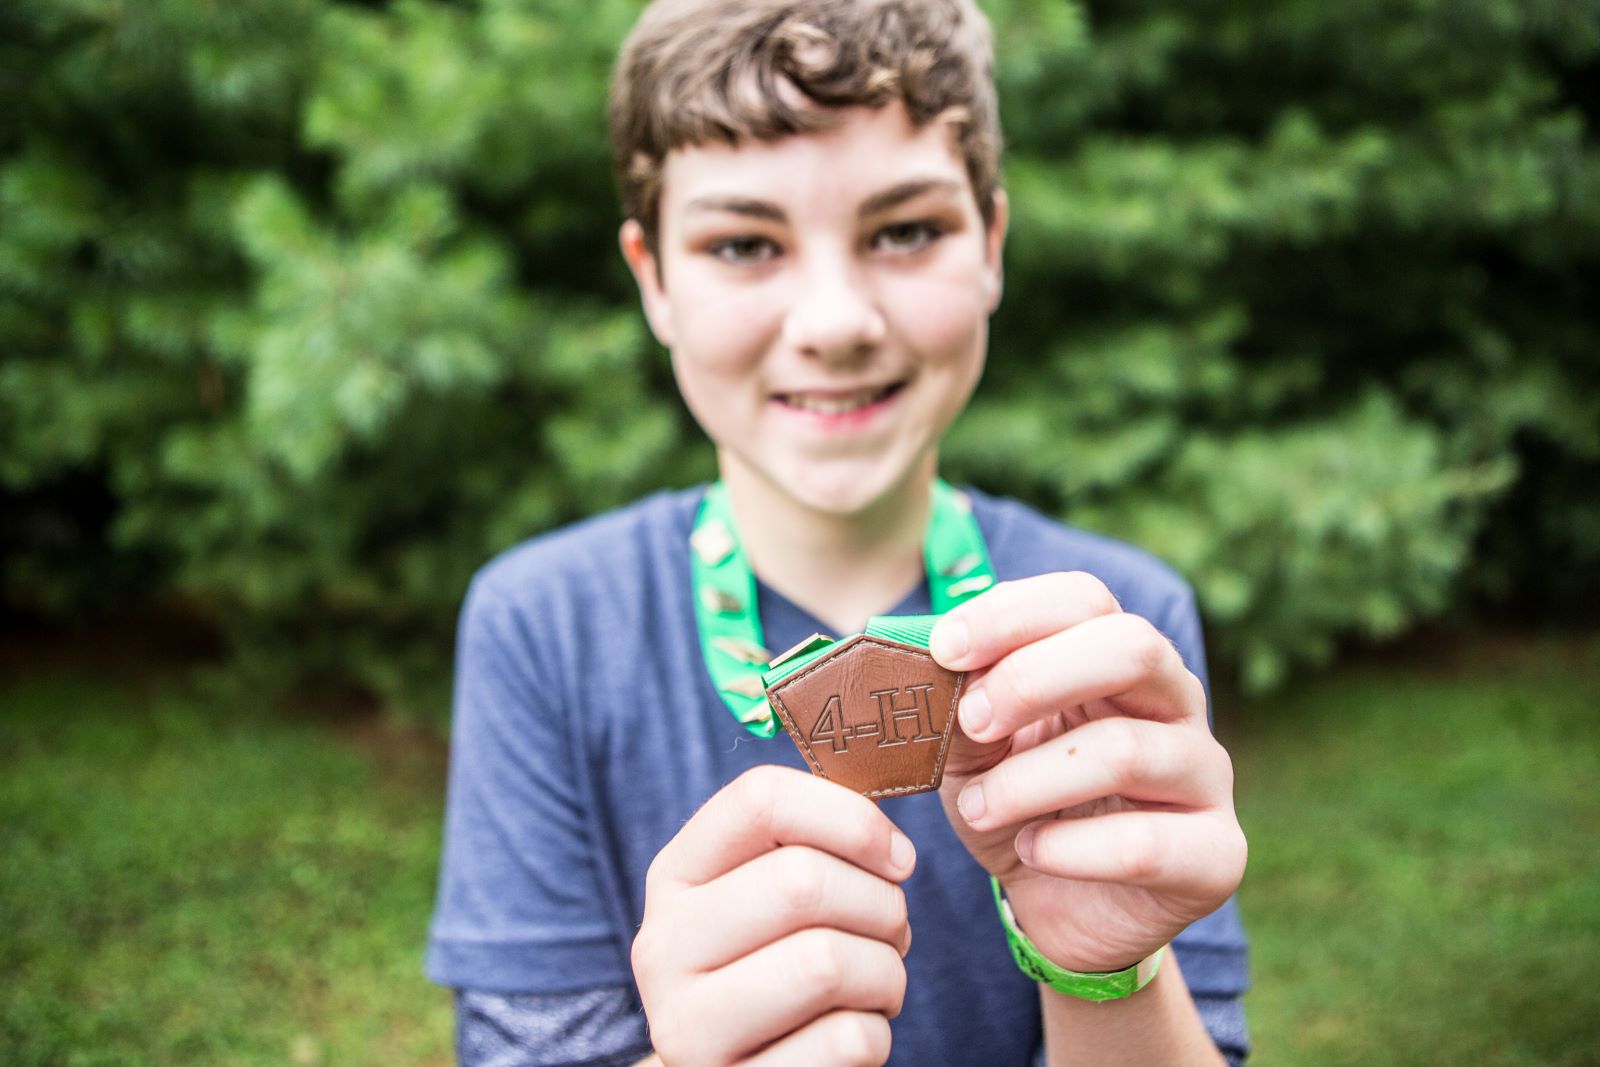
[608,0,1001,251]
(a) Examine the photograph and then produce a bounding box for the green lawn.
[1225,632,1600,1066]
[2,630,1597,1065]
[0,673,453,1066]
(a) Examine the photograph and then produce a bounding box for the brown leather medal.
[763,625,964,799]
[693,480,996,795]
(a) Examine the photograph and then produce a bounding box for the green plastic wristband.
[990,877,1164,1001]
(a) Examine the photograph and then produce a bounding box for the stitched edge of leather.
[766,634,963,797]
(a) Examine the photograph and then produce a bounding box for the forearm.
[1039,950,1225,1067]
[632,1056,662,1066]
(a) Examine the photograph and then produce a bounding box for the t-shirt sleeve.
[1156,580,1213,713]
[455,987,650,1067]
[1157,583,1253,1064]
[425,575,634,994]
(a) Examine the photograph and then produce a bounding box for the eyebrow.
[682,196,786,222]
[682,177,966,222]
[858,178,966,217]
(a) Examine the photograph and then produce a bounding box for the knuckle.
[734,764,784,813]
[1118,614,1171,676]
[643,853,668,899]
[890,884,909,933]
[648,1016,683,1063]
[775,849,828,916]
[1224,820,1249,875]
[1103,719,1147,784]
[1062,570,1121,616]
[1229,822,1250,879]
[977,764,1014,820]
[827,1012,891,1066]
[885,949,908,1012]
[1040,571,1078,602]
[630,924,655,978]
[639,982,688,1061]
[1199,818,1249,902]
[793,930,846,1000]
[853,811,891,864]
[989,584,1036,646]
[1211,739,1237,793]
[992,657,1042,716]
[1117,818,1164,883]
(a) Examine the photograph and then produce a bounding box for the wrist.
[994,874,1148,973]
[991,877,1164,1001]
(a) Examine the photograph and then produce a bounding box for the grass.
[1225,631,1600,1066]
[1,628,1597,1064]
[0,672,452,1066]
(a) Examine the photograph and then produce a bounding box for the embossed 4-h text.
[808,683,941,754]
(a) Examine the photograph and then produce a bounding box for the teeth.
[783,385,891,415]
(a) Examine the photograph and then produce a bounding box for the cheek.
[667,275,783,376]
[920,303,987,360]
[669,347,745,450]
[888,272,990,365]
[666,285,784,438]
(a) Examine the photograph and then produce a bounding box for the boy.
[425,0,1251,1063]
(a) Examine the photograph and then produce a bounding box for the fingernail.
[957,782,985,824]
[1015,826,1035,864]
[959,686,991,737]
[890,831,915,875]
[931,618,970,664]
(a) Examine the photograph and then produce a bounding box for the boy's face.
[621,101,1007,517]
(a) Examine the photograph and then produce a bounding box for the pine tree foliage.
[2,0,1596,710]
[955,0,1600,687]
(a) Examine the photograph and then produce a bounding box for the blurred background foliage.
[2,0,1597,714]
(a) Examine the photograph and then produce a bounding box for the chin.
[774,455,926,518]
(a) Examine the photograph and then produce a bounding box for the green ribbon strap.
[761,614,942,689]
[691,480,997,737]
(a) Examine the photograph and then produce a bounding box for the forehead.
[657,102,972,220]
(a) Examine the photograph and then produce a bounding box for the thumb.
[940,668,1010,780]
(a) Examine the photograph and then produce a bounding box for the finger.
[1015,810,1248,900]
[672,846,911,972]
[692,929,907,1063]
[739,1010,892,1067]
[957,612,1206,744]
[929,571,1122,671]
[954,718,1234,834]
[649,766,915,893]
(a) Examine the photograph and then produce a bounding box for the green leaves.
[3,0,1596,709]
[1089,395,1515,691]
[228,178,521,479]
[946,0,1600,689]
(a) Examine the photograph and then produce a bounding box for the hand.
[632,765,915,1066]
[929,572,1247,975]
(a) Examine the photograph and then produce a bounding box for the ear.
[619,218,675,347]
[981,187,1009,314]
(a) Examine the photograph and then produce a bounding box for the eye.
[872,220,944,254]
[709,235,780,264]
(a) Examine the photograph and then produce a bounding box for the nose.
[780,255,887,365]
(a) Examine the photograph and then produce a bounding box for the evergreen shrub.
[2,0,1596,714]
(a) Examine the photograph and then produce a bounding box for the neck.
[719,456,936,636]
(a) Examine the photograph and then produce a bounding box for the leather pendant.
[765,635,964,799]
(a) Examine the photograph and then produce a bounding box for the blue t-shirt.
[425,486,1250,1064]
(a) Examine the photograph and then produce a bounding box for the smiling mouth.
[774,381,907,416]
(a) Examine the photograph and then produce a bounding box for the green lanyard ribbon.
[690,479,999,737]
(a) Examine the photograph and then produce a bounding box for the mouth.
[773,380,907,416]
